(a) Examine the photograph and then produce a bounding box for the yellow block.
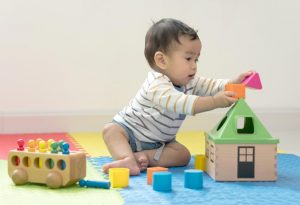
[194,154,206,171]
[109,168,129,188]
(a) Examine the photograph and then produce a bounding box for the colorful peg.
[79,179,110,189]
[62,143,70,155]
[28,139,36,152]
[39,140,47,153]
[17,139,25,151]
[51,142,59,154]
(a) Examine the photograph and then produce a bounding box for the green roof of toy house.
[207,99,279,144]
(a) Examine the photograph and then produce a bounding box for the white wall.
[0,0,299,132]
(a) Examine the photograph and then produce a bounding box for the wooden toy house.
[205,99,279,181]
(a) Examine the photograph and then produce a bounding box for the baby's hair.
[144,18,199,68]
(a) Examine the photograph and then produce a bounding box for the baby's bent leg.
[133,151,149,171]
[102,123,140,175]
[142,141,191,168]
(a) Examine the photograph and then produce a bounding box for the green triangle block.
[207,99,279,144]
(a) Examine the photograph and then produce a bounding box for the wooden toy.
[184,169,203,189]
[225,84,245,99]
[108,168,129,188]
[8,139,86,189]
[79,179,110,189]
[147,167,168,185]
[205,99,279,181]
[153,172,172,192]
[242,71,262,89]
[194,154,206,171]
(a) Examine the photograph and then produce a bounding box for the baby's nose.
[192,63,197,70]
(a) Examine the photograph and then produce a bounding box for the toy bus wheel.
[11,168,28,185]
[46,172,62,189]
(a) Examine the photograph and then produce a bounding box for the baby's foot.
[134,151,149,171]
[102,157,140,176]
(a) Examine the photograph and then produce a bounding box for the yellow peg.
[39,140,47,168]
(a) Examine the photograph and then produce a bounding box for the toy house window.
[238,147,254,162]
[210,144,215,163]
[205,140,210,159]
[237,117,254,134]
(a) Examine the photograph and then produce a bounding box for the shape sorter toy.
[8,139,86,189]
[204,72,279,181]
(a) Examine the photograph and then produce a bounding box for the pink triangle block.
[242,71,262,89]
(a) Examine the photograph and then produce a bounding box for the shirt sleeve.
[188,76,229,97]
[146,77,199,115]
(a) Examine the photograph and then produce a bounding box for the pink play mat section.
[0,133,82,160]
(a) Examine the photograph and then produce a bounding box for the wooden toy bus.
[8,149,86,188]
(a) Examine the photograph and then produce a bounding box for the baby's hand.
[212,91,237,108]
[230,71,253,84]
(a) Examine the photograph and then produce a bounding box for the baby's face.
[164,35,201,86]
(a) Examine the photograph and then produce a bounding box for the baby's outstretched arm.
[193,70,252,114]
[193,91,237,114]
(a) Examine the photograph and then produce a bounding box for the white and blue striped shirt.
[114,70,228,143]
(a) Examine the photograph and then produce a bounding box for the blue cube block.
[153,172,172,192]
[184,169,203,189]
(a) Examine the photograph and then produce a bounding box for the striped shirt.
[113,70,228,143]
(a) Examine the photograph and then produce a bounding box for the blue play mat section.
[89,154,300,205]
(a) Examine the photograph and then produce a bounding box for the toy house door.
[237,146,255,178]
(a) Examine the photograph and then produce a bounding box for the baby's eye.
[186,57,192,61]
[195,58,199,63]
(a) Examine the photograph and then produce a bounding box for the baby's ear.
[154,51,168,70]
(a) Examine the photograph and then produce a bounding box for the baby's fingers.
[224,91,236,97]
[224,91,237,104]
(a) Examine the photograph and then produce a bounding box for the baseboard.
[0,108,299,134]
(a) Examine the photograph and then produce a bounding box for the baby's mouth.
[188,74,195,78]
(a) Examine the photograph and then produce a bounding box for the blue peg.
[62,142,70,155]
[79,179,110,189]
